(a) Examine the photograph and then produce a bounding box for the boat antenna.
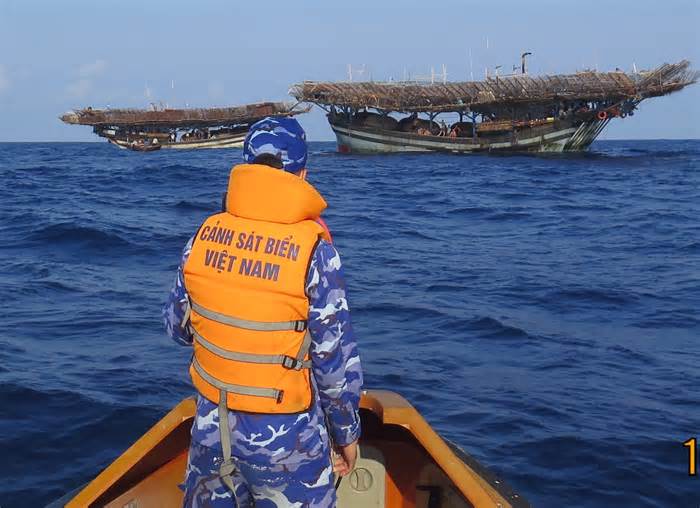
[485,36,490,79]
[521,52,532,74]
[468,47,474,81]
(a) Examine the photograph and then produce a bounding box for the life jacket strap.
[191,300,307,332]
[182,298,192,328]
[296,329,313,369]
[218,389,240,501]
[281,354,310,370]
[194,330,312,370]
[192,358,282,400]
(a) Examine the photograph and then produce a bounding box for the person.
[162,116,363,508]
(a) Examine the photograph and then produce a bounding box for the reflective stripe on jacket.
[183,163,331,413]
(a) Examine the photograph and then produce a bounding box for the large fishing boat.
[60,101,308,151]
[48,390,529,508]
[291,60,697,154]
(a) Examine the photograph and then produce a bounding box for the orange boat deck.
[60,390,528,508]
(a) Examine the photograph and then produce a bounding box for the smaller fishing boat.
[60,102,309,151]
[50,390,529,507]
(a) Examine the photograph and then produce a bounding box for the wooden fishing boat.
[50,390,529,507]
[60,102,308,151]
[291,60,697,154]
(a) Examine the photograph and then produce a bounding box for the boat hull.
[330,118,609,154]
[107,132,246,151]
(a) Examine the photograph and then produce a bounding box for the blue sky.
[0,0,698,141]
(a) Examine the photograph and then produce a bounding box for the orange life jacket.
[183,164,331,413]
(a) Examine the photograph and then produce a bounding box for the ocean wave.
[0,339,27,355]
[11,164,63,173]
[679,240,700,252]
[0,382,99,418]
[136,163,212,176]
[37,279,82,293]
[465,316,531,340]
[550,203,615,212]
[0,382,165,506]
[446,205,492,216]
[483,211,532,221]
[425,282,473,292]
[544,287,637,306]
[506,435,693,507]
[624,147,698,157]
[356,301,449,322]
[605,344,654,364]
[174,199,218,212]
[635,310,700,329]
[396,229,441,241]
[27,222,134,250]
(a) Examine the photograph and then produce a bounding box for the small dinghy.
[51,390,529,507]
[127,141,161,152]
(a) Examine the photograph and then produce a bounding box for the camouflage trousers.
[182,441,337,507]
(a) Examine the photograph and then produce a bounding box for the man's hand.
[332,440,358,477]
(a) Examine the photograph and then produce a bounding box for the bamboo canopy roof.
[60,101,307,128]
[290,61,698,113]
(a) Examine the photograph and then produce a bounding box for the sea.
[0,140,698,508]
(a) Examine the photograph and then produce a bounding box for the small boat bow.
[55,390,529,508]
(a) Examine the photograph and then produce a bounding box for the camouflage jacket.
[163,235,363,464]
